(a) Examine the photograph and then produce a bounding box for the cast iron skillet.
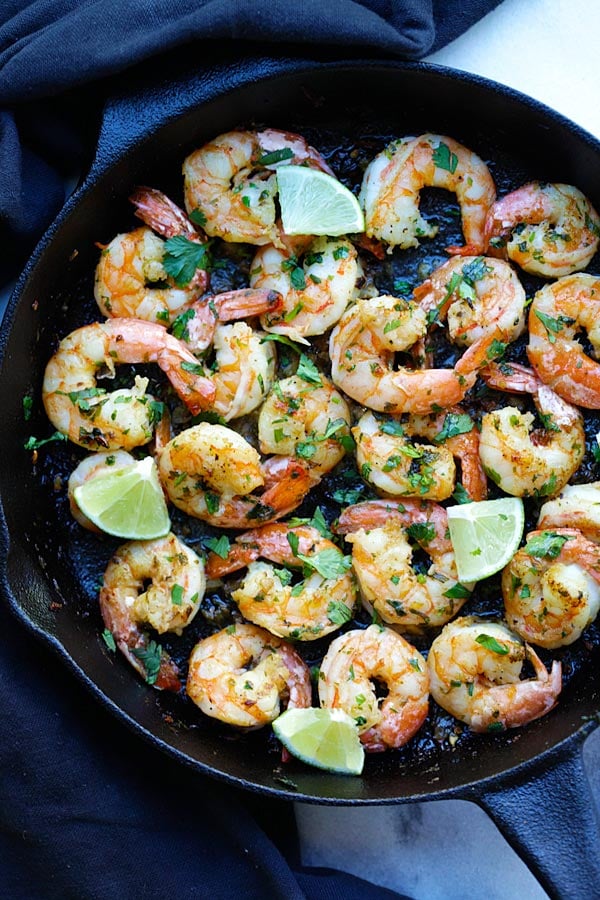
[2,57,600,898]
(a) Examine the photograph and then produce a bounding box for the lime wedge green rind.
[272,707,365,775]
[447,497,525,583]
[276,166,365,236]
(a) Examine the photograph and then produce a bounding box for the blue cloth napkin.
[0,2,501,896]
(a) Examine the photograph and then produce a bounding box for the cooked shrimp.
[502,528,600,648]
[177,288,282,353]
[157,423,312,528]
[68,450,136,530]
[337,499,472,631]
[249,237,359,339]
[538,482,600,542]
[428,616,562,732]
[527,274,600,408]
[359,134,495,253]
[318,625,429,752]
[353,411,456,501]
[484,182,600,277]
[479,362,585,497]
[205,524,357,641]
[413,256,526,346]
[207,322,277,420]
[42,319,215,450]
[183,129,332,247]
[329,294,492,414]
[258,374,352,478]
[186,623,311,729]
[99,533,205,690]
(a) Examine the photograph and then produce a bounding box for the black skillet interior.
[2,59,600,816]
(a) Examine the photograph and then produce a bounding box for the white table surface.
[296,0,600,897]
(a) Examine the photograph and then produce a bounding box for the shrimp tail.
[130,186,205,241]
[445,242,482,257]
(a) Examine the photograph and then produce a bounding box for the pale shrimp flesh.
[427,616,562,732]
[527,274,600,408]
[205,523,357,641]
[182,129,332,247]
[484,182,600,277]
[258,373,353,478]
[502,528,600,648]
[318,625,429,752]
[538,482,600,543]
[329,294,493,414]
[337,499,473,631]
[157,422,313,528]
[68,450,136,530]
[99,533,205,690]
[479,362,585,498]
[43,319,216,450]
[186,623,311,729]
[249,236,359,340]
[359,134,496,253]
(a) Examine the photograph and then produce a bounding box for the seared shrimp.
[413,256,526,346]
[479,362,585,498]
[318,625,429,752]
[484,182,600,277]
[249,237,359,339]
[187,624,311,728]
[353,411,456,501]
[99,533,205,690]
[538,482,600,542]
[359,134,495,253]
[527,274,600,408]
[205,524,357,641]
[502,528,600,648]
[329,294,491,414]
[157,423,312,528]
[176,288,282,353]
[205,321,277,420]
[337,499,472,631]
[68,450,136,529]
[428,616,562,732]
[42,319,214,450]
[258,374,352,478]
[183,129,332,247]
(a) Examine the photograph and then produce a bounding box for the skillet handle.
[471,732,600,899]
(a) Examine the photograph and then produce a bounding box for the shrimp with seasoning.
[538,482,600,542]
[527,274,600,408]
[359,134,495,253]
[249,236,360,340]
[336,499,473,631]
[186,623,311,729]
[484,182,600,277]
[99,533,205,691]
[428,616,562,732]
[157,422,313,528]
[258,373,353,478]
[205,523,357,641]
[182,129,332,247]
[329,294,494,415]
[502,528,600,648]
[42,319,215,451]
[318,625,429,752]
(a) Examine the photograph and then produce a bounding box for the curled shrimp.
[337,499,472,631]
[99,533,205,691]
[258,373,352,478]
[249,237,360,339]
[427,616,562,732]
[484,182,600,277]
[479,362,584,497]
[42,319,215,450]
[186,623,311,729]
[318,625,429,752]
[205,523,357,641]
[68,450,136,529]
[538,481,600,542]
[527,274,600,408]
[502,528,600,648]
[329,294,492,414]
[359,134,495,253]
[176,288,282,353]
[413,256,526,347]
[157,423,313,528]
[182,129,332,247]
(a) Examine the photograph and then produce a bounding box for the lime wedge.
[73,456,170,540]
[447,497,525,582]
[276,166,365,236]
[272,707,364,775]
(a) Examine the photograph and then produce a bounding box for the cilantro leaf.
[406,522,436,544]
[327,600,354,625]
[432,141,458,174]
[171,307,196,341]
[24,431,68,451]
[132,640,163,685]
[257,147,294,166]
[298,548,352,580]
[475,633,510,655]
[204,535,231,558]
[296,354,322,385]
[435,412,474,443]
[163,236,212,286]
[524,531,571,559]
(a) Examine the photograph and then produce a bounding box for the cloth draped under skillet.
[0,2,502,897]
